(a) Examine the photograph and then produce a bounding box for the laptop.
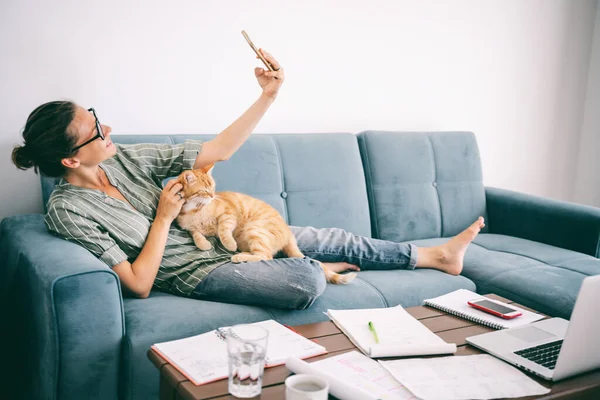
[466,275,600,381]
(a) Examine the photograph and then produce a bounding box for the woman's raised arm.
[194,48,284,169]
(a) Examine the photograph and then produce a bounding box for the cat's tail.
[282,237,356,285]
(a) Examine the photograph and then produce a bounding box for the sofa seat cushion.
[410,234,600,319]
[351,269,476,309]
[265,270,475,325]
[122,276,387,400]
[121,293,273,400]
[468,234,600,319]
[123,268,475,400]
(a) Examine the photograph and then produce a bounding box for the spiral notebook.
[423,289,544,329]
[151,319,326,386]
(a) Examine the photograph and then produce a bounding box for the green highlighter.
[368,321,380,344]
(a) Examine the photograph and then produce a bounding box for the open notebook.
[152,319,326,386]
[327,306,457,358]
[423,289,544,329]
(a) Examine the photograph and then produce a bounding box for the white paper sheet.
[286,351,418,400]
[379,354,551,400]
[327,306,456,357]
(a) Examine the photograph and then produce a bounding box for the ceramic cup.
[285,374,329,400]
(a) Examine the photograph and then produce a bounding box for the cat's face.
[179,165,216,209]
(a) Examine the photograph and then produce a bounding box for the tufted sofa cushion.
[41,133,372,237]
[357,130,488,241]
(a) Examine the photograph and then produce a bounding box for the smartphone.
[241,30,276,72]
[467,298,522,319]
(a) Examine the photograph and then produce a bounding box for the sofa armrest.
[0,214,125,400]
[485,187,600,257]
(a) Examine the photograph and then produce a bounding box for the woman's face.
[69,106,116,166]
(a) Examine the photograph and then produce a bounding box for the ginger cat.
[176,165,355,284]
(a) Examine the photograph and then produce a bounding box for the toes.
[469,217,485,232]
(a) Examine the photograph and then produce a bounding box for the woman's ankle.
[415,246,461,275]
[416,247,441,268]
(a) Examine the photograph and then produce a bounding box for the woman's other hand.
[254,48,284,99]
[155,179,185,223]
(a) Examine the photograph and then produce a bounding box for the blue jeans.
[192,226,418,309]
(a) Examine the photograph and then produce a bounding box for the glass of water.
[226,324,269,398]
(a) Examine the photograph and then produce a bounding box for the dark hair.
[12,101,78,177]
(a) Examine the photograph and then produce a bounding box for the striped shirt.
[44,140,234,297]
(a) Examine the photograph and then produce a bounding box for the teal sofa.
[2,131,599,400]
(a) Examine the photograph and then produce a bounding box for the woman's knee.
[194,257,326,310]
[287,258,327,310]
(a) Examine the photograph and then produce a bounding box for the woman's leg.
[290,226,418,271]
[191,257,327,310]
[291,217,485,275]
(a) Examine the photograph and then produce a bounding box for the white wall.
[574,4,600,207]
[0,0,598,220]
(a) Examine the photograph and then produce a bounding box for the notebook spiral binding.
[214,328,229,341]
[424,300,505,330]
[214,328,270,361]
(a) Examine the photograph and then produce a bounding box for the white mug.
[285,374,329,400]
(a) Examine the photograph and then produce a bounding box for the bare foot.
[418,217,485,275]
[322,262,361,274]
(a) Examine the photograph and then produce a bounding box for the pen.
[368,321,379,344]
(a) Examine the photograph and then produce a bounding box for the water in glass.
[226,324,269,398]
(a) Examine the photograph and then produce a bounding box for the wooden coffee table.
[148,294,600,399]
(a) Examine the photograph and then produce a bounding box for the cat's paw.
[231,253,266,263]
[221,238,238,252]
[231,254,249,263]
[197,243,213,251]
[194,238,212,251]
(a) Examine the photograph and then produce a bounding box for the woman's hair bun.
[14,100,77,177]
[12,145,35,170]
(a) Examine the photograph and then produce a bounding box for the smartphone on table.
[467,298,522,319]
[241,30,279,79]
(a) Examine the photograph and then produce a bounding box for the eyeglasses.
[71,108,105,152]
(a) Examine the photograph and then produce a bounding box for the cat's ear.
[184,170,197,183]
[200,164,214,175]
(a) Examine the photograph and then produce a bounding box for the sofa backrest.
[41,131,487,241]
[41,133,373,237]
[357,131,487,241]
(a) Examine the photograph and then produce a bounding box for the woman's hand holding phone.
[254,48,284,99]
[242,30,284,99]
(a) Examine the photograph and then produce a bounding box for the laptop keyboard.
[514,339,563,370]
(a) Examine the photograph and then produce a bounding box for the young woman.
[12,49,484,309]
